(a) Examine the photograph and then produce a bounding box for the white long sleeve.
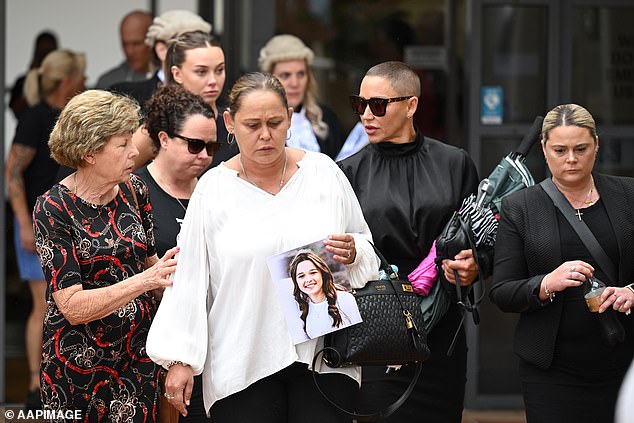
[146,152,378,411]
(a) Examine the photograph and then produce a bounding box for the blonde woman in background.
[258,34,345,160]
[5,49,85,411]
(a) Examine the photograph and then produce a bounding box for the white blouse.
[287,107,321,152]
[305,291,362,339]
[146,151,377,412]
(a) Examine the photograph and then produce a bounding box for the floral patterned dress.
[33,174,159,422]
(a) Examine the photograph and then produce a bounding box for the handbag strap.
[442,213,485,356]
[540,178,617,283]
[126,180,141,218]
[311,350,422,422]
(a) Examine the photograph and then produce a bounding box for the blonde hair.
[542,104,597,143]
[49,90,140,168]
[23,49,86,106]
[258,34,328,140]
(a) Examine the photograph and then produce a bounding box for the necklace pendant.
[575,209,583,221]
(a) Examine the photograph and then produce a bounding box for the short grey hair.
[49,90,140,168]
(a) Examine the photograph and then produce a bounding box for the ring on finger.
[164,392,174,400]
[570,265,576,272]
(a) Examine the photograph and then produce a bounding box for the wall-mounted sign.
[481,86,503,125]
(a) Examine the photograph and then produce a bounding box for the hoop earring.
[286,129,292,141]
[226,133,236,145]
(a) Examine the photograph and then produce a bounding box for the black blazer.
[490,172,634,369]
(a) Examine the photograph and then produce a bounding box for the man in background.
[95,10,152,89]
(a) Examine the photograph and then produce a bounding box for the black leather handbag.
[312,242,430,421]
[435,211,482,323]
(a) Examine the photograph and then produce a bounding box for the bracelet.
[543,274,555,302]
[166,360,190,369]
[626,283,634,295]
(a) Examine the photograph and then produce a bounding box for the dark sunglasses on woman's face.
[170,133,223,156]
[349,95,412,117]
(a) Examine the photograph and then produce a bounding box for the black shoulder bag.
[435,212,485,355]
[311,242,431,422]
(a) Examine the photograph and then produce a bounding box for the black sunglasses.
[349,95,412,117]
[170,133,223,156]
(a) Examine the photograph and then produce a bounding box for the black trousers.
[355,308,468,423]
[179,375,212,422]
[209,362,357,423]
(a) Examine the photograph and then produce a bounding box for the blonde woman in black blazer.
[491,104,634,423]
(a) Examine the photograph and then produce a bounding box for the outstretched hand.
[142,246,179,292]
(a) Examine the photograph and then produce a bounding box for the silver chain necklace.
[153,169,190,212]
[239,150,288,195]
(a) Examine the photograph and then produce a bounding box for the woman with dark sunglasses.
[339,61,490,422]
[134,83,216,422]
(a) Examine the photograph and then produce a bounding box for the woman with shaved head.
[339,61,490,422]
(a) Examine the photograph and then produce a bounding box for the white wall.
[4,0,197,156]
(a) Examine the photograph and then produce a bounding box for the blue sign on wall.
[481,86,503,125]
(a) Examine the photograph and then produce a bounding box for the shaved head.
[365,61,421,97]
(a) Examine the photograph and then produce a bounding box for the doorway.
[466,0,634,410]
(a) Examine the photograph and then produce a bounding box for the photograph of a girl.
[289,250,362,340]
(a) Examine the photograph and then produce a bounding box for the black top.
[12,100,61,211]
[338,130,479,276]
[33,175,159,419]
[549,199,633,383]
[491,173,634,370]
[9,74,26,119]
[134,165,188,257]
[109,72,162,112]
[339,129,481,422]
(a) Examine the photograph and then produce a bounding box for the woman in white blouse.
[289,250,361,339]
[146,72,377,422]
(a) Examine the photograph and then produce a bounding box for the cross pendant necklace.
[575,209,583,221]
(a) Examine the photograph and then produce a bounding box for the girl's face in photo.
[295,260,324,299]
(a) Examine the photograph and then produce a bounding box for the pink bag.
[408,241,438,296]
